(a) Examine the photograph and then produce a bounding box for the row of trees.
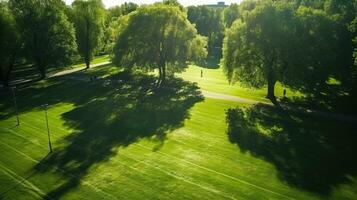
[1,0,356,103]
[222,0,357,101]
[0,0,208,87]
[0,0,139,86]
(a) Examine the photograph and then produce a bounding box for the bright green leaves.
[112,4,207,81]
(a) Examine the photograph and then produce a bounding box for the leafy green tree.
[187,6,223,57]
[324,0,357,93]
[163,0,184,10]
[113,4,207,85]
[221,0,258,28]
[103,2,138,54]
[0,1,20,87]
[294,6,341,92]
[294,0,325,9]
[71,0,105,69]
[9,0,77,79]
[120,2,139,15]
[222,1,338,102]
[222,3,239,28]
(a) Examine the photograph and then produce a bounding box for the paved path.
[49,61,111,78]
[201,90,271,105]
[202,90,357,123]
[7,61,111,87]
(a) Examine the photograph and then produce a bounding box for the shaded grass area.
[1,70,203,199]
[280,82,357,115]
[226,104,357,198]
[1,65,357,199]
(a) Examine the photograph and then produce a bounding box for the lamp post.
[42,104,52,153]
[11,86,19,126]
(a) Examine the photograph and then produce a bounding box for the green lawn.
[178,64,303,102]
[0,64,356,199]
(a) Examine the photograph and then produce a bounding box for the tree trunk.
[161,64,166,85]
[157,66,162,86]
[85,18,90,69]
[39,65,46,79]
[266,70,276,103]
[36,58,46,79]
[85,57,90,69]
[3,53,17,87]
[4,49,17,87]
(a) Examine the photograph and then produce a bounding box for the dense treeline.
[0,0,356,106]
[187,5,224,57]
[0,0,140,85]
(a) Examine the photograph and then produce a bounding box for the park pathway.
[202,90,357,123]
[21,61,357,123]
[49,61,111,78]
[201,90,271,105]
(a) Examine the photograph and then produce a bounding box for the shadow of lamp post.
[42,104,53,153]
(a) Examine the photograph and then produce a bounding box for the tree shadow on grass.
[1,70,203,199]
[282,80,357,116]
[226,104,357,197]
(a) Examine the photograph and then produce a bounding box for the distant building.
[206,2,228,8]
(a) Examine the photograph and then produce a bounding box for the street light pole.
[43,104,53,153]
[11,86,20,126]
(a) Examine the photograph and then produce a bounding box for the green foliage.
[71,0,105,69]
[222,0,341,101]
[187,6,224,57]
[294,6,340,90]
[222,3,240,28]
[0,1,19,86]
[103,2,138,54]
[324,0,357,93]
[8,0,77,78]
[112,4,207,84]
[163,0,184,10]
[222,1,296,101]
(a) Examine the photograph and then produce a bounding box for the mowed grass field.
[0,63,356,199]
[178,64,302,102]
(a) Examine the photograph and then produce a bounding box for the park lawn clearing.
[178,64,303,102]
[0,65,356,199]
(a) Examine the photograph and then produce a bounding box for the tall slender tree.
[71,0,105,69]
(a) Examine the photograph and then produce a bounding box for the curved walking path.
[13,60,357,123]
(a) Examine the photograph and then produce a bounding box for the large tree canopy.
[112,4,207,85]
[71,0,105,69]
[9,0,77,78]
[221,1,339,102]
